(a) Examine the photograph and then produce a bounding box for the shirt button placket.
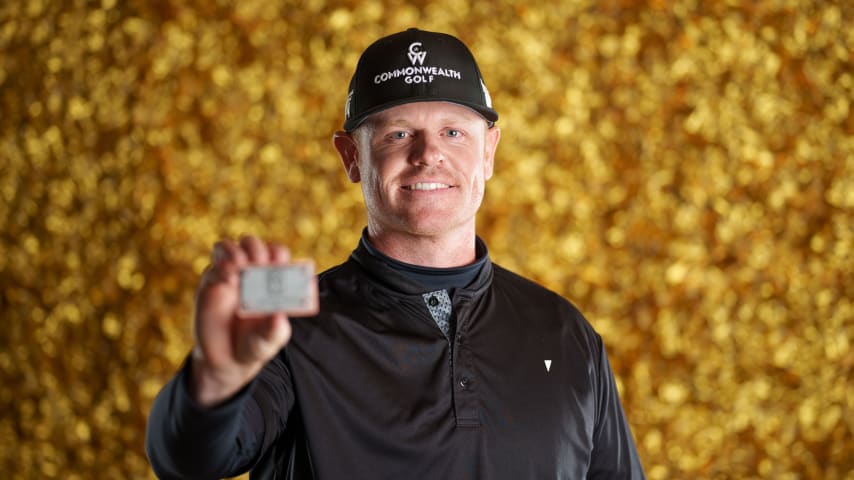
[452,304,480,426]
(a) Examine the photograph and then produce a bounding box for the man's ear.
[483,126,501,180]
[333,131,360,182]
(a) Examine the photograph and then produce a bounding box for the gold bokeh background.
[1,0,852,478]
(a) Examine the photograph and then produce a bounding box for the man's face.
[335,101,501,239]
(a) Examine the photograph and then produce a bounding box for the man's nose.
[409,133,444,166]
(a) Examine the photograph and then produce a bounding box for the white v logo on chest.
[544,360,552,372]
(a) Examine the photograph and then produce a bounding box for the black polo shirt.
[146,239,645,479]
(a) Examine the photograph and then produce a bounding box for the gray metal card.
[239,264,314,314]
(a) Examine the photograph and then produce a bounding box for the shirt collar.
[349,229,493,297]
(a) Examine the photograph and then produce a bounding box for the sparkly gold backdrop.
[1,0,852,478]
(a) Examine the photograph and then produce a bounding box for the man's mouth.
[402,182,452,191]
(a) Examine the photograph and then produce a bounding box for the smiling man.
[334,101,499,267]
[146,29,645,479]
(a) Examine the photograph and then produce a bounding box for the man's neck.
[365,225,477,268]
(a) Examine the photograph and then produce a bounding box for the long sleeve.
[145,354,295,479]
[588,341,646,479]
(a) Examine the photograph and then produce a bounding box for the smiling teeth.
[407,183,449,191]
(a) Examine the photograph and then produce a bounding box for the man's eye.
[390,131,409,139]
[446,129,461,137]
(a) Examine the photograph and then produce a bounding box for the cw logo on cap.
[408,42,427,66]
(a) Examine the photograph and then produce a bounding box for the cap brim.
[344,97,498,131]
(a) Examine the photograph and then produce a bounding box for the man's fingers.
[202,240,243,293]
[214,237,287,267]
[212,239,248,268]
[264,313,292,347]
[200,237,296,315]
[236,314,292,363]
[269,243,291,265]
[240,236,269,264]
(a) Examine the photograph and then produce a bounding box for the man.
[146,28,645,479]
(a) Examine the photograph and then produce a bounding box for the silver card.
[239,262,318,315]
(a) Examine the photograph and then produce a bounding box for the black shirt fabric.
[146,239,645,479]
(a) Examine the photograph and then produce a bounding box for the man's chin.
[399,215,470,238]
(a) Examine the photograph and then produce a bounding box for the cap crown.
[343,28,498,131]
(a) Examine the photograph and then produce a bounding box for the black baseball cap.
[343,28,499,131]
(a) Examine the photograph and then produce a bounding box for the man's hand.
[189,236,293,407]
